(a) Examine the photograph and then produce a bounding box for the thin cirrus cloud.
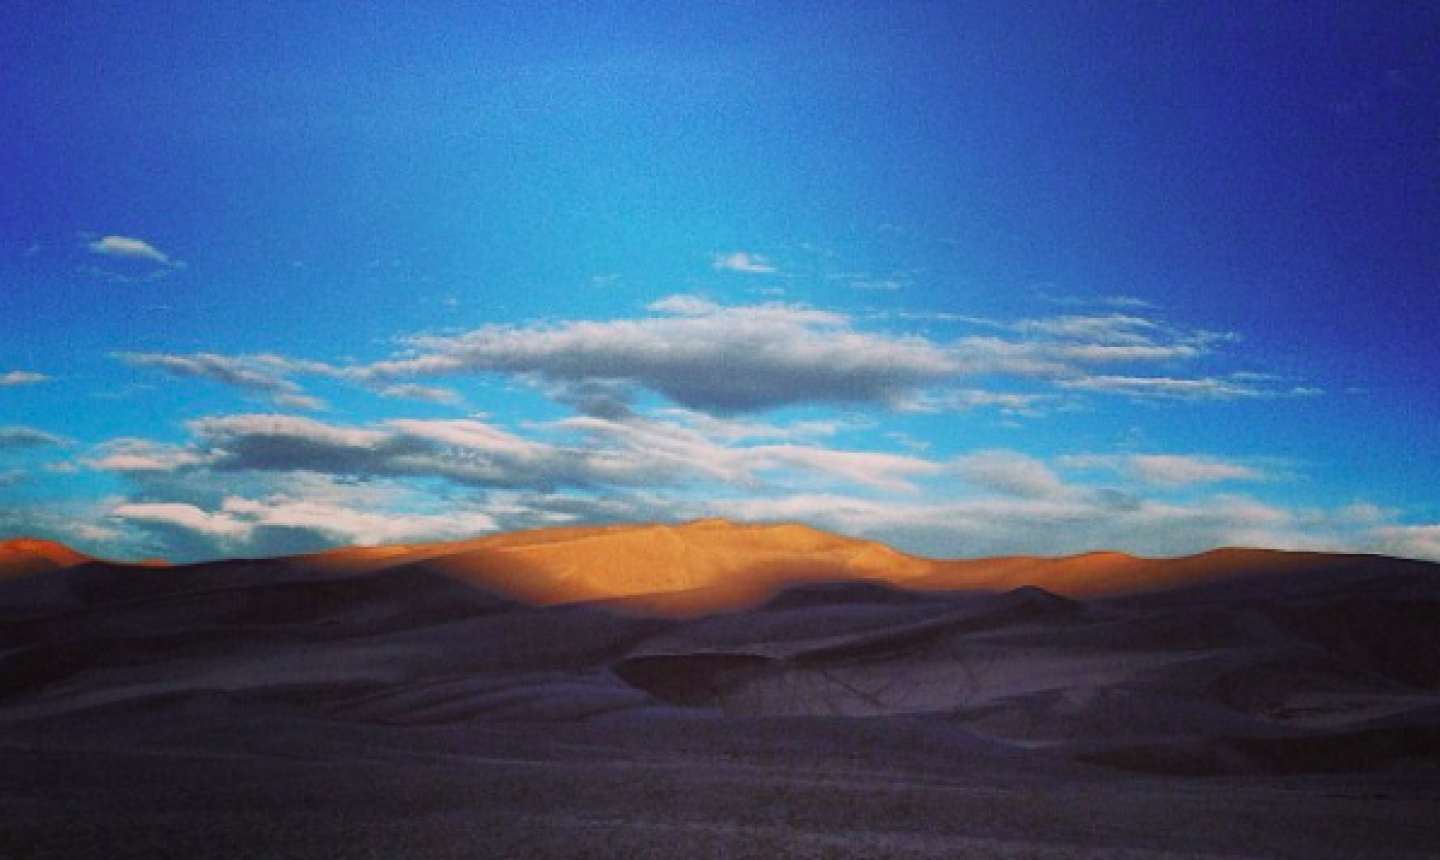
[712,251,777,274]
[376,383,465,406]
[1059,454,1270,487]
[115,352,329,411]
[1057,375,1316,399]
[1,370,49,386]
[0,426,67,451]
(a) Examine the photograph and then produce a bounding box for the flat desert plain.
[2,521,1438,858]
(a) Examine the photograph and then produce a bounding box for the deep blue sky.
[3,1,1438,562]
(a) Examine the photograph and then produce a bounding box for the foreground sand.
[2,526,1439,857]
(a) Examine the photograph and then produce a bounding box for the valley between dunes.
[2,520,1439,858]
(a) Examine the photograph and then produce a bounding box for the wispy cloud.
[116,352,328,410]
[171,412,942,495]
[1059,453,1270,487]
[712,251,777,274]
[0,370,48,386]
[111,495,498,556]
[87,235,176,265]
[0,426,67,451]
[555,413,942,493]
[135,297,1308,416]
[377,383,465,406]
[1057,375,1312,400]
[951,313,1225,380]
[85,439,214,472]
[953,451,1071,499]
[926,388,1068,417]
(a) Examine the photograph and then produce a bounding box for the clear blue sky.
[3,1,1438,562]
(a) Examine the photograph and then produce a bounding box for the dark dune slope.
[1,526,1439,858]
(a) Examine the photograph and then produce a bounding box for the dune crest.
[279,520,1437,615]
[10,522,1433,616]
[0,537,92,579]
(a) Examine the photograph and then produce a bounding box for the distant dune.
[7,521,1430,615]
[0,537,91,579]
[254,519,1438,614]
[2,522,1438,858]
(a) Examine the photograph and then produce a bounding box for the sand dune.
[0,537,91,579]
[264,518,1440,615]
[1,521,1438,857]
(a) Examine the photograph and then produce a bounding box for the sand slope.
[1,522,1438,858]
[277,519,1440,615]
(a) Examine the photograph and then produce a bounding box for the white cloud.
[87,235,175,265]
[377,383,464,406]
[111,502,251,541]
[113,298,1306,418]
[712,251,777,274]
[385,418,552,461]
[553,413,941,493]
[363,296,958,412]
[109,493,499,557]
[708,491,1315,561]
[1059,375,1269,400]
[217,495,499,547]
[117,352,327,409]
[1370,525,1440,563]
[85,439,213,472]
[0,370,48,386]
[929,388,1065,417]
[952,451,1071,499]
[1059,454,1269,487]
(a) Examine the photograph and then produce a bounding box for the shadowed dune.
[2,523,1439,857]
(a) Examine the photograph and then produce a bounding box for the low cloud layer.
[54,398,1439,566]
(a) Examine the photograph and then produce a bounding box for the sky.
[2,1,1439,563]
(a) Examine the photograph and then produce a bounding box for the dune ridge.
[0,537,92,580]
[9,521,1433,616]
[292,519,1440,614]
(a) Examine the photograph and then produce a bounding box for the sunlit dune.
[0,537,92,579]
[11,523,1429,617]
[268,520,1430,616]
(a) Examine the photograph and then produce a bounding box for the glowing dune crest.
[5,522,1417,616]
[293,519,1408,615]
[0,538,92,579]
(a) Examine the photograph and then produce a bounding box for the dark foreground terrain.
[2,533,1439,858]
